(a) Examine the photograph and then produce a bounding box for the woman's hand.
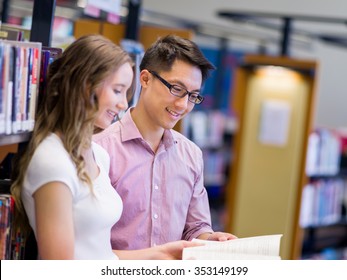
[149,240,203,260]
[115,240,203,260]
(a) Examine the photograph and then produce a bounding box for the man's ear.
[139,70,150,88]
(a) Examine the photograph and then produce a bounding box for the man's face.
[141,60,202,131]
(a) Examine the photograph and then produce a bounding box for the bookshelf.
[0,132,31,146]
[0,1,52,139]
[0,0,55,260]
[300,129,347,259]
[180,110,237,231]
[301,220,347,259]
[0,39,43,260]
[225,54,318,260]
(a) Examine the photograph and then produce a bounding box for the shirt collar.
[120,108,176,150]
[119,108,142,142]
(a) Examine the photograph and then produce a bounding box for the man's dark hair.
[140,35,215,83]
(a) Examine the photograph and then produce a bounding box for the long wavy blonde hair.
[11,34,133,233]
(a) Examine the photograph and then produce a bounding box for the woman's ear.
[91,90,97,103]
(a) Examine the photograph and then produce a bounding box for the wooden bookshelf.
[225,54,318,260]
[0,133,31,146]
[0,0,54,260]
[73,19,194,49]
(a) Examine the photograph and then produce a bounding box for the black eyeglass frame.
[148,70,204,105]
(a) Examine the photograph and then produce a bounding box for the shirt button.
[153,214,158,219]
[154,185,159,190]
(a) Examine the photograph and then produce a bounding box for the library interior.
[1,0,347,260]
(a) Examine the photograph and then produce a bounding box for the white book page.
[183,248,281,260]
[183,234,282,260]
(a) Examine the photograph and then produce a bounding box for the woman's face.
[94,62,134,130]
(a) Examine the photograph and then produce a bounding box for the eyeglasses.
[149,70,204,105]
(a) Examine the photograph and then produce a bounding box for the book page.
[183,234,282,260]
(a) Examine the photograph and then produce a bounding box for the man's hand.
[198,231,237,241]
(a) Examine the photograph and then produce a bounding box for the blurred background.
[1,0,347,260]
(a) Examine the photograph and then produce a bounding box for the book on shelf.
[0,194,13,259]
[182,234,283,260]
[37,47,62,109]
[0,181,26,260]
[299,179,345,227]
[305,129,341,177]
[0,40,41,135]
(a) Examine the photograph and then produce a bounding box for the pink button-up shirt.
[93,109,213,250]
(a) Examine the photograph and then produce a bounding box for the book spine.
[11,46,22,134]
[25,48,33,131]
[0,42,5,134]
[0,195,11,259]
[5,46,14,135]
[28,47,40,131]
[19,47,29,131]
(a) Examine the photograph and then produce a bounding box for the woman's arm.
[114,240,202,260]
[33,182,74,259]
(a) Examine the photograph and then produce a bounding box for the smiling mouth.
[166,108,181,117]
[107,110,118,119]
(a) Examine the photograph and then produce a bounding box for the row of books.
[38,46,62,109]
[0,40,41,135]
[299,178,347,228]
[181,110,237,149]
[305,128,342,176]
[0,193,25,260]
[203,149,228,187]
[181,111,237,189]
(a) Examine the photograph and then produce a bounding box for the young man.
[93,35,236,250]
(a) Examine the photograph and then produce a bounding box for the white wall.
[295,42,347,129]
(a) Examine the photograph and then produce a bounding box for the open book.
[183,234,283,260]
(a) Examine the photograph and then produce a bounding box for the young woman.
[10,34,198,260]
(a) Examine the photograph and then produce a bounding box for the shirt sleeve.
[25,139,79,197]
[182,148,214,240]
